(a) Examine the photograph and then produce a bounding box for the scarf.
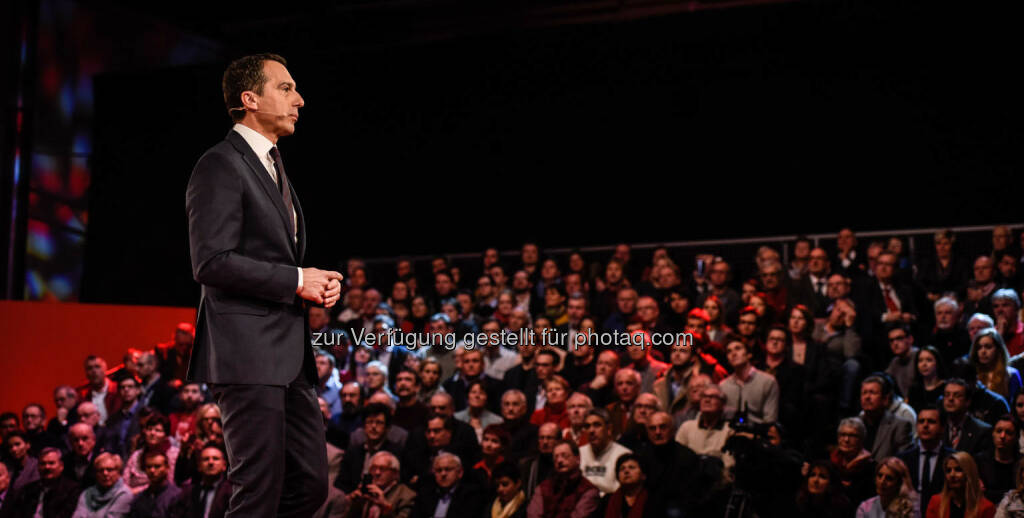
[84,480,128,511]
[605,488,649,518]
[491,491,526,518]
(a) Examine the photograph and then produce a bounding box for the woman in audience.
[970,328,1022,402]
[855,457,918,518]
[122,412,178,494]
[3,431,38,492]
[407,295,430,334]
[174,403,223,486]
[831,417,877,506]
[1013,393,1024,455]
[909,346,949,410]
[795,460,853,518]
[418,357,445,402]
[340,345,375,386]
[530,376,571,429]
[917,229,969,304]
[926,451,996,518]
[455,379,503,442]
[474,424,510,484]
[490,461,527,518]
[995,458,1024,517]
[604,453,651,518]
[702,295,732,344]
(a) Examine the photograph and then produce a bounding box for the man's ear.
[241,91,259,111]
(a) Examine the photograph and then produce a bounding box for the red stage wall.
[0,301,196,419]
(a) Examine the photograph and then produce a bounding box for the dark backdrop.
[81,0,1024,306]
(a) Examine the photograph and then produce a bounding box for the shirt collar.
[232,123,275,161]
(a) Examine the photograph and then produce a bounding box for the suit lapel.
[225,131,296,257]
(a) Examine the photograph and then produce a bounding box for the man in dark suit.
[897,406,954,509]
[441,349,505,414]
[2,448,81,518]
[855,251,918,367]
[169,446,233,518]
[411,453,487,518]
[942,379,993,455]
[859,375,914,462]
[186,53,343,518]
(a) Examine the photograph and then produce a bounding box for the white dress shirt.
[231,123,303,291]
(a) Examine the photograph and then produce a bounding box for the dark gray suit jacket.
[186,129,314,386]
[866,411,914,462]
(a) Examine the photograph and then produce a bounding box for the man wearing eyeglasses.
[885,324,920,399]
[343,451,415,518]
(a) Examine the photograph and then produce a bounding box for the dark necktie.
[921,450,934,491]
[815,279,825,296]
[268,147,296,236]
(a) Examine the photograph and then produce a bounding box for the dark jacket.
[410,481,487,518]
[1,476,81,518]
[896,444,954,511]
[168,476,232,518]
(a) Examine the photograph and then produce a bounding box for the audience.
[4,229,1024,518]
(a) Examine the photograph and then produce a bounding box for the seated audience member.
[529,376,571,429]
[943,379,994,455]
[925,451,996,518]
[606,369,642,439]
[405,413,480,489]
[580,351,619,409]
[675,373,713,427]
[926,297,972,368]
[2,447,81,518]
[675,383,734,469]
[909,346,949,410]
[500,390,539,460]
[100,376,144,459]
[455,380,504,443]
[417,358,445,403]
[344,451,415,518]
[337,382,365,433]
[653,338,725,426]
[365,361,395,402]
[336,403,404,493]
[77,356,121,427]
[854,457,918,518]
[63,423,101,488]
[992,289,1024,356]
[315,348,344,423]
[603,454,650,518]
[21,404,60,457]
[4,431,39,492]
[128,450,180,518]
[897,405,953,508]
[857,250,917,367]
[490,461,527,518]
[970,328,1022,402]
[623,332,669,394]
[526,441,599,518]
[562,392,592,446]
[412,453,487,518]
[814,293,863,414]
[885,324,920,400]
[123,413,178,494]
[831,417,877,506]
[719,336,780,424]
[169,383,205,441]
[136,352,175,415]
[393,368,429,432]
[758,325,807,437]
[47,385,80,440]
[168,445,231,518]
[519,422,559,502]
[796,460,853,518]
[637,412,699,513]
[859,375,914,462]
[578,409,632,496]
[562,337,597,392]
[480,320,520,381]
[995,458,1024,517]
[73,452,132,517]
[473,424,510,484]
[975,414,1020,503]
[154,322,194,383]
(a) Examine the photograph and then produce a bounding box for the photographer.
[344,451,414,518]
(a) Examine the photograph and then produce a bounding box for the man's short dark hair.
[862,373,894,397]
[536,349,559,364]
[222,53,287,122]
[427,413,456,432]
[0,412,18,425]
[396,367,421,386]
[39,447,62,460]
[22,403,45,419]
[142,449,168,465]
[362,403,392,427]
[553,439,579,457]
[586,408,610,425]
[945,378,975,399]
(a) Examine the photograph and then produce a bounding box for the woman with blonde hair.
[855,457,918,518]
[970,328,1022,402]
[926,451,996,518]
[995,457,1024,517]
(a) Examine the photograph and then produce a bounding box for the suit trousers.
[212,351,328,518]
